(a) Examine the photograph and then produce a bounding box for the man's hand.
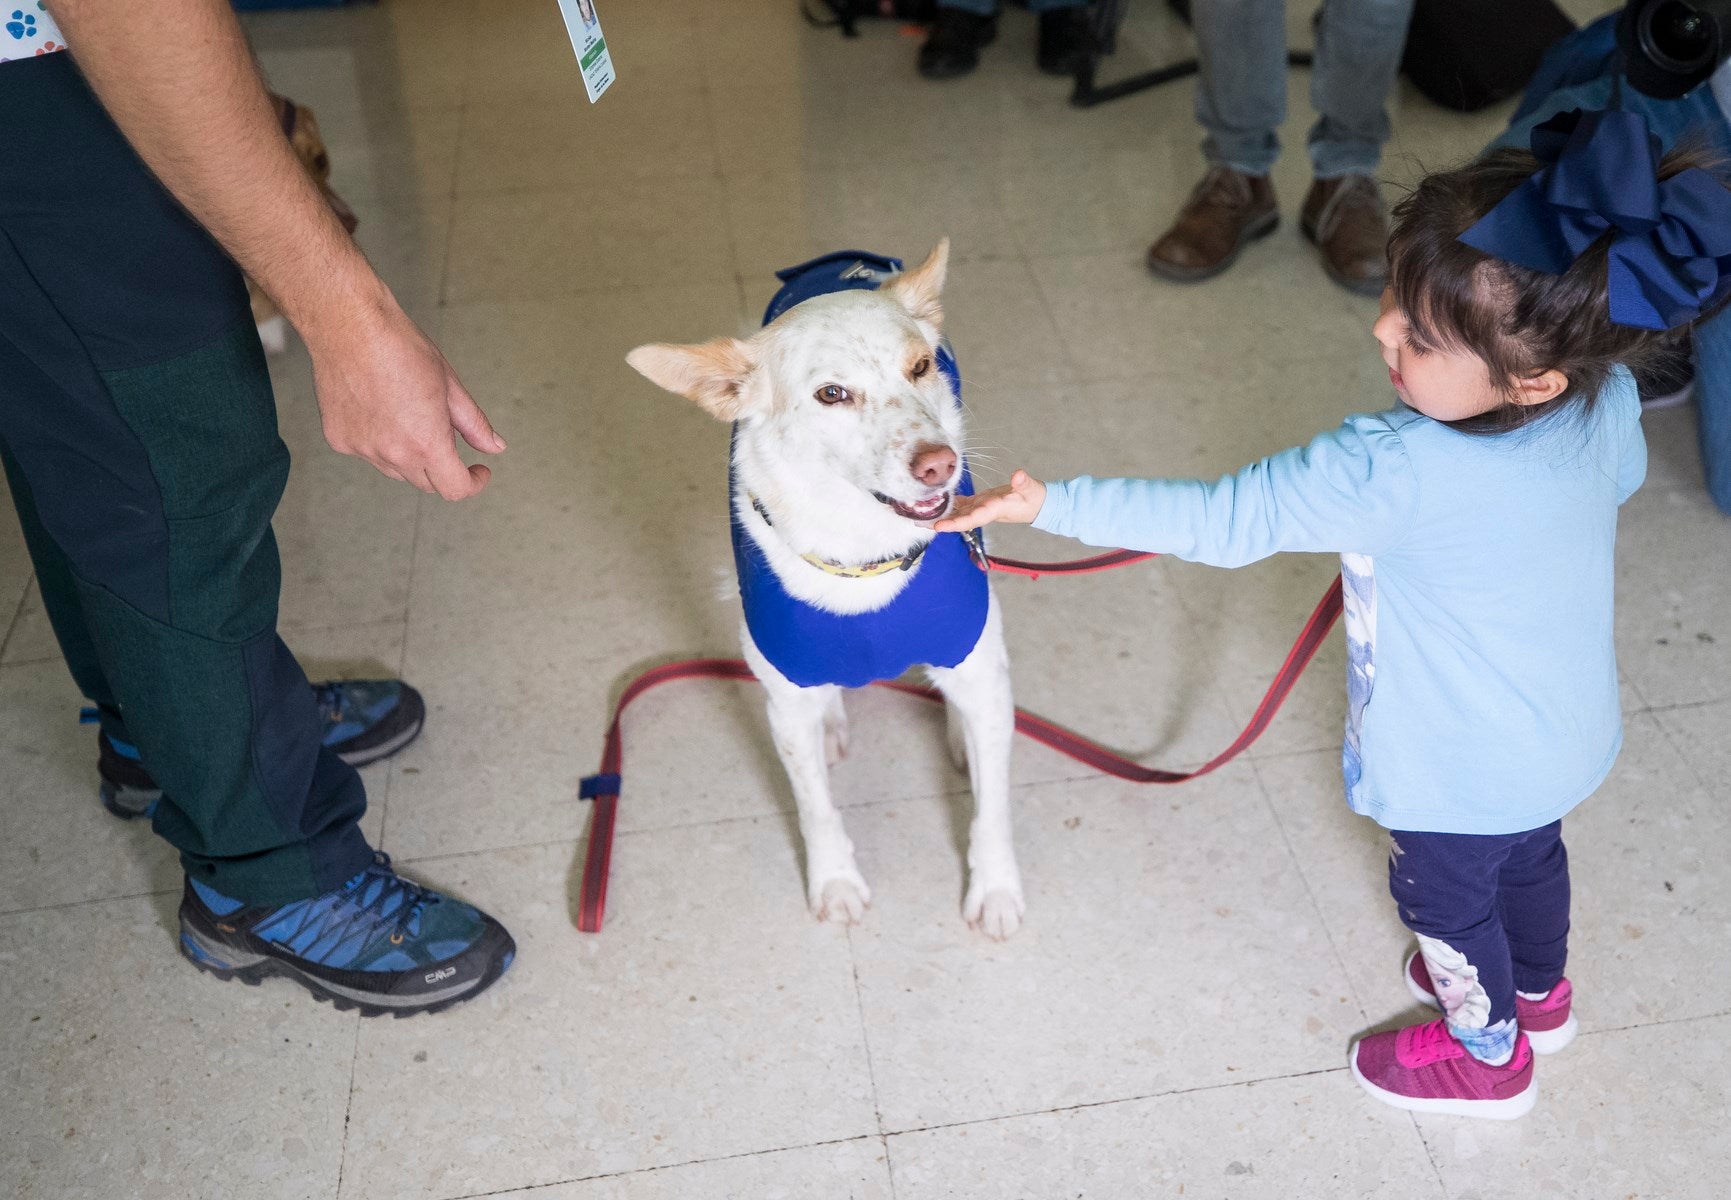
[47,0,503,499]
[934,470,1047,533]
[308,295,504,499]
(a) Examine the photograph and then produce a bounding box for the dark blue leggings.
[1388,821,1569,1062]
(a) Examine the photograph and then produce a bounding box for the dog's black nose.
[910,444,958,487]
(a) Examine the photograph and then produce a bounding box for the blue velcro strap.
[763,250,903,325]
[79,707,100,725]
[579,773,622,800]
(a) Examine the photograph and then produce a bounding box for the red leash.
[575,545,1343,932]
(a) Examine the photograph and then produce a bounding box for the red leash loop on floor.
[575,549,1343,932]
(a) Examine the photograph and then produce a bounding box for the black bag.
[1400,0,1576,112]
[1165,0,1574,114]
[802,0,938,37]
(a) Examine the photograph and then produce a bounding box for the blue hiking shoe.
[95,679,427,820]
[178,854,515,1017]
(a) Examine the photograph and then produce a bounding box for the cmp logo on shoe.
[425,966,459,985]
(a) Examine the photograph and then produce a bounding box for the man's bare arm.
[47,0,504,499]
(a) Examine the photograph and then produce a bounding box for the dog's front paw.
[963,881,1025,941]
[811,874,871,925]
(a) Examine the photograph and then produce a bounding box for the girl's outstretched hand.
[934,470,1047,533]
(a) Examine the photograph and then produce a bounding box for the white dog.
[627,242,1024,939]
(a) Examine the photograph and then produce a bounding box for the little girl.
[936,109,1731,1120]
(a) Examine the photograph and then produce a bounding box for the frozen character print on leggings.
[1340,552,1376,796]
[1417,933,1518,1063]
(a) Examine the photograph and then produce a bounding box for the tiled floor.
[2,2,1728,1198]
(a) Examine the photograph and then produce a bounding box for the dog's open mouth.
[873,490,952,522]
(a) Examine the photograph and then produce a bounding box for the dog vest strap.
[573,571,1343,932]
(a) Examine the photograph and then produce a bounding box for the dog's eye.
[910,356,931,379]
[815,384,852,406]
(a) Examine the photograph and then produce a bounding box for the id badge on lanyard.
[554,0,615,102]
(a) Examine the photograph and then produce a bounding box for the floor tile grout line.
[277,614,417,639]
[435,1133,889,1200]
[332,1008,365,1200]
[843,925,896,1198]
[877,1063,1351,1140]
[380,501,422,851]
[430,1063,1356,1200]
[1015,247,1089,383]
[0,886,181,920]
[1639,693,1731,717]
[434,97,467,308]
[1412,1111,1450,1197]
[1245,755,1374,1025]
[0,573,34,663]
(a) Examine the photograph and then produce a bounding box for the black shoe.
[918,8,998,80]
[179,855,515,1017]
[95,679,427,821]
[1036,7,1092,76]
[98,730,162,820]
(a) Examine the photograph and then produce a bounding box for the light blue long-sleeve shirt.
[1032,372,1647,835]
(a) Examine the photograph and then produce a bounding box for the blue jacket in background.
[1495,13,1731,515]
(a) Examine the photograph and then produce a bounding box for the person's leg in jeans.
[1692,307,1731,515]
[1299,0,1413,294]
[1307,0,1413,179]
[1498,821,1570,997]
[1387,830,1520,1063]
[1192,0,1289,177]
[1145,0,1285,281]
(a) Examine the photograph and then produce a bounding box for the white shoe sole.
[1524,1014,1578,1055]
[1403,953,1576,1055]
[1350,1042,1538,1121]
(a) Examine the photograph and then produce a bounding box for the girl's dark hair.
[1387,144,1727,434]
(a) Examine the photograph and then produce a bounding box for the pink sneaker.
[1405,951,1579,1054]
[1351,1018,1536,1119]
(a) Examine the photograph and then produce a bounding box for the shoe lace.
[1404,1017,1456,1058]
[261,853,435,956]
[1315,174,1382,238]
[1195,166,1250,209]
[1412,1018,1454,1045]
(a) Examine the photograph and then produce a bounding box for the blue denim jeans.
[1695,311,1731,515]
[1194,0,1414,178]
[940,0,1087,14]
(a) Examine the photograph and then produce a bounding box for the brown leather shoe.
[1302,175,1390,297]
[1146,167,1278,283]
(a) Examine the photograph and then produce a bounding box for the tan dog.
[248,94,359,355]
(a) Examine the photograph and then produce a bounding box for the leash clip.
[962,527,989,572]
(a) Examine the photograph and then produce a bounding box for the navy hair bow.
[1459,109,1731,331]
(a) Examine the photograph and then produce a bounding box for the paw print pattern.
[6,10,37,40]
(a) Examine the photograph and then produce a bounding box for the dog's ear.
[626,337,760,421]
[886,239,949,342]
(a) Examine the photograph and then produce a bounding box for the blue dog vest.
[732,251,990,689]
